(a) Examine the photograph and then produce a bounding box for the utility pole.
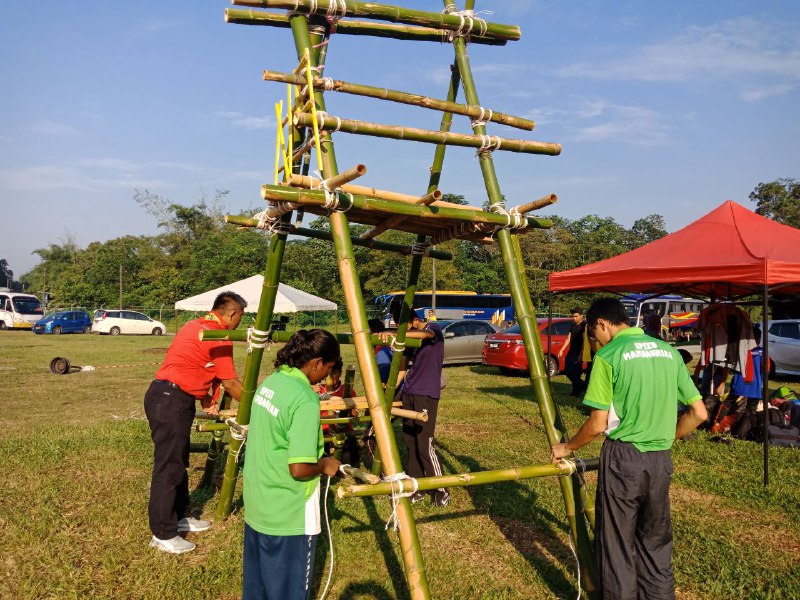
[119,264,123,310]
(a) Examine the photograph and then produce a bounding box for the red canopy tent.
[548,200,800,487]
[549,200,800,298]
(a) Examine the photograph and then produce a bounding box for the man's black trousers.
[596,439,675,600]
[144,380,196,540]
[400,392,444,488]
[564,354,585,395]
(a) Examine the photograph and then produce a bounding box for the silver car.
[438,319,499,365]
[767,319,800,376]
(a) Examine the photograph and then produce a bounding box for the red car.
[482,318,573,376]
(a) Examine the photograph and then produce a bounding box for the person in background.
[558,307,587,397]
[145,291,246,554]
[368,318,394,386]
[551,297,706,599]
[242,329,341,600]
[643,307,663,339]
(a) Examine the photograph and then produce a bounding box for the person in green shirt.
[551,298,706,600]
[242,329,341,600]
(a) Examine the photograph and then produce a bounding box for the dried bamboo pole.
[263,70,534,131]
[511,193,557,215]
[233,0,521,41]
[446,14,598,595]
[196,422,230,433]
[226,9,507,45]
[360,190,440,240]
[288,15,430,598]
[340,464,381,485]
[226,215,453,260]
[293,112,561,156]
[320,407,427,422]
[320,397,401,411]
[340,459,599,498]
[201,327,422,348]
[322,163,366,189]
[258,184,553,230]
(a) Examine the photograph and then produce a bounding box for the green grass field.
[1,330,799,599]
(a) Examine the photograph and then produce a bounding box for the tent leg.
[762,284,770,487]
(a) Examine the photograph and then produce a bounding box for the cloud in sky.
[558,17,800,88]
[216,111,275,130]
[31,119,78,135]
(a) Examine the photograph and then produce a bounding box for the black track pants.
[400,392,444,489]
[596,439,675,600]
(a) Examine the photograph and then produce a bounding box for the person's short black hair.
[274,329,340,370]
[677,349,693,364]
[390,301,422,326]
[368,318,386,333]
[331,356,344,375]
[586,297,629,328]
[570,307,583,315]
[212,291,247,312]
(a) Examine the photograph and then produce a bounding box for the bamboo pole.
[321,163,366,189]
[200,327,422,348]
[226,9,507,45]
[226,215,454,260]
[446,15,598,595]
[289,15,430,598]
[233,0,521,41]
[293,112,560,156]
[263,70,534,130]
[340,459,599,498]
[511,193,557,215]
[258,184,553,230]
[360,190,441,240]
[320,406,427,422]
[197,422,231,433]
[320,397,402,411]
[341,464,382,485]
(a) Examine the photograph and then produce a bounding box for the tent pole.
[762,284,770,487]
[548,292,553,381]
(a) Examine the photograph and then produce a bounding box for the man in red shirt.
[145,291,246,554]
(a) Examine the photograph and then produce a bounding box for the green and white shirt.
[583,327,701,452]
[243,365,324,536]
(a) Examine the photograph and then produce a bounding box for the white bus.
[0,292,44,329]
[620,294,705,339]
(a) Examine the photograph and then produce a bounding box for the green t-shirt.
[243,365,324,536]
[583,327,701,452]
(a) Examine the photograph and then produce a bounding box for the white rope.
[226,417,249,463]
[475,134,502,156]
[389,336,405,353]
[382,471,418,531]
[246,326,271,353]
[411,241,430,255]
[318,474,335,600]
[321,77,335,91]
[488,204,527,230]
[442,9,491,42]
[470,106,493,127]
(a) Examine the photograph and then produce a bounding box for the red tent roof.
[549,201,800,298]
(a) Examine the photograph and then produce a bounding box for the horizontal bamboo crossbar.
[231,0,521,41]
[259,184,554,231]
[226,9,507,45]
[293,112,561,156]
[196,422,230,433]
[341,464,381,485]
[512,193,557,215]
[321,397,402,411]
[226,215,454,260]
[263,70,534,131]
[360,190,440,240]
[338,458,600,498]
[201,327,423,348]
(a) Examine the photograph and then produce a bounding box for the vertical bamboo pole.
[446,8,598,595]
[289,14,431,599]
[216,214,292,518]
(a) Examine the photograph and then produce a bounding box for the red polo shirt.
[155,312,238,398]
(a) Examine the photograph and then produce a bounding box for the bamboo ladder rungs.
[320,396,402,411]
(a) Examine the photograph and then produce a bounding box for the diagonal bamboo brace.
[263,70,535,131]
[511,193,557,215]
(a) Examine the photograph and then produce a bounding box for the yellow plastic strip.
[304,48,324,171]
[273,101,282,185]
[275,101,291,180]
[286,83,294,174]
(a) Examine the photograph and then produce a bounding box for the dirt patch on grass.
[672,486,800,556]
[139,347,168,354]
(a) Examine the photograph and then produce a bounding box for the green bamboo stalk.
[226,9,507,45]
[289,14,430,598]
[200,328,422,348]
[226,215,454,260]
[263,69,534,130]
[215,214,292,518]
[360,190,441,240]
[341,464,382,485]
[197,422,231,433]
[293,112,560,155]
[258,184,553,230]
[233,0,521,40]
[340,459,599,498]
[321,415,373,425]
[446,12,598,596]
[512,193,557,215]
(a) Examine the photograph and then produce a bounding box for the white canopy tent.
[174,275,337,314]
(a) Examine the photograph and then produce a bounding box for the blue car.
[33,310,93,335]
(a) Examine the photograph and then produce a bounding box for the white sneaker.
[149,535,196,554]
[177,517,211,533]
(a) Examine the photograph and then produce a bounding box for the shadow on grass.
[435,440,577,598]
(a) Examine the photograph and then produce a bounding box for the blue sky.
[2,1,799,277]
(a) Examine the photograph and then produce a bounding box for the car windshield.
[13,297,43,315]
[504,325,522,334]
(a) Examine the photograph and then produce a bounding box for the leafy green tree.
[749,178,800,228]
[629,214,667,248]
[0,259,13,288]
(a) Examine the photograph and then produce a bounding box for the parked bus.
[620,294,705,339]
[0,292,44,330]
[375,291,514,327]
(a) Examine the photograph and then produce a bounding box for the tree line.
[10,178,797,313]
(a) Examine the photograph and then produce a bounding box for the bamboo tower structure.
[198,1,599,597]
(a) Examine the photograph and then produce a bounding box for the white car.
[93,310,167,336]
[767,319,800,376]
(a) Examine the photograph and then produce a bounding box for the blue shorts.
[242,524,317,600]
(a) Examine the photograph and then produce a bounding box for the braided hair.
[274,329,340,370]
